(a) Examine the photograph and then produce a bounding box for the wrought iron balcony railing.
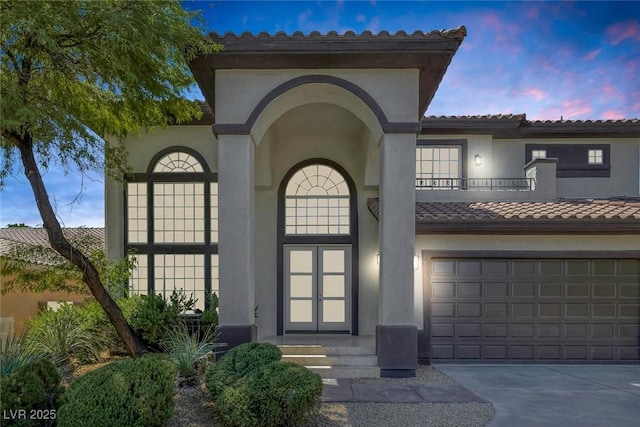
[416,177,535,191]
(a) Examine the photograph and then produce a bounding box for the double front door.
[284,245,351,332]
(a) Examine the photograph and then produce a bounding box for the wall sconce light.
[376,252,419,269]
[474,154,482,166]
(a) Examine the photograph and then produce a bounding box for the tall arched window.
[125,148,218,310]
[284,164,350,235]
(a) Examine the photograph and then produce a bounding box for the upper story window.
[525,144,611,178]
[416,140,467,189]
[285,164,350,235]
[588,149,604,164]
[531,150,547,160]
[125,148,218,310]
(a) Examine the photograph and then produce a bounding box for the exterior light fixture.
[474,154,482,166]
[377,252,419,270]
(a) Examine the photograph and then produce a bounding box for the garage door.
[429,258,640,363]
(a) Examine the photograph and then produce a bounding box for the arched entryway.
[276,159,359,335]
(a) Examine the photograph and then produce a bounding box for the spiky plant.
[0,332,45,376]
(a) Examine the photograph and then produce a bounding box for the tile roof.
[420,115,640,137]
[367,198,640,233]
[210,28,468,42]
[0,227,105,266]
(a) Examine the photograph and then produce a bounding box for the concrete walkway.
[435,365,640,427]
[321,379,486,403]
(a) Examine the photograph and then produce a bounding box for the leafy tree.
[0,0,219,356]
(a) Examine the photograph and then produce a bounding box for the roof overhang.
[189,29,467,120]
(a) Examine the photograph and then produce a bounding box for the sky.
[1,0,639,228]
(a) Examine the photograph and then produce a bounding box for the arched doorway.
[276,159,359,335]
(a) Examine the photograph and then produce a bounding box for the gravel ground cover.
[166,365,495,427]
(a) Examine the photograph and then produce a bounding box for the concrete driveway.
[435,365,640,427]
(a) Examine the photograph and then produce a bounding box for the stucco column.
[217,134,257,351]
[377,133,417,377]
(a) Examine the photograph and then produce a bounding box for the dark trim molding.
[213,75,421,137]
[419,250,640,361]
[525,143,611,178]
[276,158,359,335]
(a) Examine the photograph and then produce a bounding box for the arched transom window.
[126,149,218,311]
[285,164,350,235]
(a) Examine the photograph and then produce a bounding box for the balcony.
[415,158,558,203]
[416,177,534,191]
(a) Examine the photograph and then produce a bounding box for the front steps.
[279,344,380,378]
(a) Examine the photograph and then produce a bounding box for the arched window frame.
[277,158,359,335]
[124,146,218,310]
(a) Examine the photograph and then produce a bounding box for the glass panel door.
[318,247,350,331]
[284,245,350,332]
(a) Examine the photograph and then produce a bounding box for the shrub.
[78,296,141,355]
[129,291,196,350]
[57,353,176,427]
[204,342,282,400]
[163,323,224,381]
[0,332,45,376]
[27,304,107,371]
[0,359,62,427]
[216,361,322,427]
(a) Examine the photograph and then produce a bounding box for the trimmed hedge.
[205,343,322,427]
[216,361,322,427]
[0,359,61,427]
[56,354,176,427]
[204,342,282,400]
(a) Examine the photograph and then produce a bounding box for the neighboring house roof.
[367,198,640,234]
[190,28,466,120]
[0,228,105,266]
[421,114,640,138]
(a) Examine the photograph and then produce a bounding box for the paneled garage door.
[429,258,640,363]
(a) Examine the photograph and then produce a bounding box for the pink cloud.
[298,9,312,27]
[480,13,521,43]
[606,20,640,45]
[513,88,547,101]
[582,49,601,61]
[601,83,616,98]
[603,110,625,120]
[526,6,540,19]
[561,98,593,119]
[355,14,366,23]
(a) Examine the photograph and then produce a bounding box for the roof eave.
[189,28,467,120]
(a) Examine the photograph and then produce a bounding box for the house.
[105,29,640,376]
[0,227,99,337]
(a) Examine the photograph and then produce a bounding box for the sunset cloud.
[606,20,640,45]
[582,49,601,61]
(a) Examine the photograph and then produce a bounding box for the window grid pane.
[154,254,205,311]
[127,183,147,243]
[210,182,218,243]
[285,165,350,235]
[211,254,219,297]
[588,149,603,164]
[153,183,205,243]
[416,146,462,189]
[153,152,203,172]
[129,254,148,295]
[532,150,547,160]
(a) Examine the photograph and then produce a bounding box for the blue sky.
[1,0,639,228]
